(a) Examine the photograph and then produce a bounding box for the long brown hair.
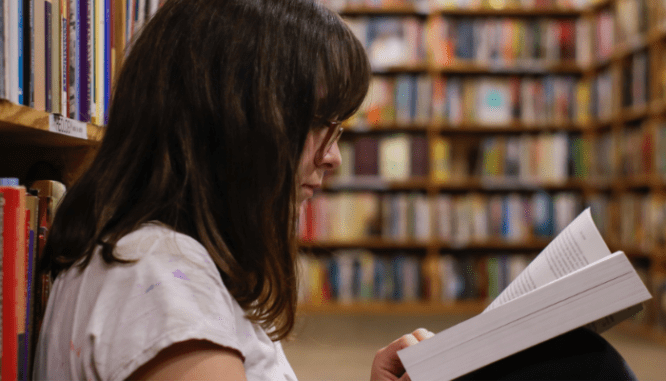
[42,0,370,340]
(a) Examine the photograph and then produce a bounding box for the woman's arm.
[126,339,247,381]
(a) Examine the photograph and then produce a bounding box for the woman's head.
[45,0,370,340]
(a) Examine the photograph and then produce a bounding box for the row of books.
[333,132,594,184]
[425,17,587,67]
[594,122,666,180]
[479,133,571,183]
[298,191,592,243]
[336,134,428,180]
[320,0,589,12]
[0,179,65,381]
[124,0,165,51]
[0,0,164,125]
[351,75,586,127]
[297,251,535,305]
[617,193,666,252]
[343,16,589,70]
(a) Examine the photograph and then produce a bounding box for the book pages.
[485,208,611,311]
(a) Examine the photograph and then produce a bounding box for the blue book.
[455,19,474,60]
[18,0,24,104]
[533,191,554,238]
[326,258,339,300]
[391,255,405,301]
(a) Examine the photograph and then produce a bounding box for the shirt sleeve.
[86,227,245,381]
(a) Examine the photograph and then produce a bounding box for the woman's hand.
[370,328,435,381]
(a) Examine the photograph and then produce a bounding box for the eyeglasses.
[314,121,343,164]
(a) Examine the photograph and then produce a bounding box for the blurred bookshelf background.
[294,0,666,377]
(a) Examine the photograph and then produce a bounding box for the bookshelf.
[297,0,666,346]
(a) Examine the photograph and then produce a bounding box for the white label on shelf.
[49,114,88,140]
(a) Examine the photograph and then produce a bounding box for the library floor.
[282,314,666,381]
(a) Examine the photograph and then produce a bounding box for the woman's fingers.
[412,328,435,342]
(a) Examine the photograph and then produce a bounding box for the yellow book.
[431,136,451,183]
[576,81,590,125]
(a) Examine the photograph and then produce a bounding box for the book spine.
[1,186,26,381]
[50,0,59,114]
[27,0,34,108]
[18,0,24,104]
[44,0,51,112]
[60,0,66,114]
[67,0,76,120]
[104,0,110,125]
[78,0,89,122]
[33,0,45,111]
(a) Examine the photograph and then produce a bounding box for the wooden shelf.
[431,61,584,75]
[340,5,428,16]
[340,5,584,17]
[323,177,604,192]
[0,100,103,186]
[430,6,584,17]
[346,121,589,133]
[0,100,104,147]
[297,300,488,316]
[299,238,550,251]
[370,62,584,75]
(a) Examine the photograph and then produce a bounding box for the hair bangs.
[314,16,371,124]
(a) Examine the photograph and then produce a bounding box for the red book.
[1,186,27,381]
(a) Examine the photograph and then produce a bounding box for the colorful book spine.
[18,0,24,104]
[1,186,27,381]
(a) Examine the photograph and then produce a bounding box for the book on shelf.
[1,185,27,381]
[0,180,66,381]
[398,208,652,381]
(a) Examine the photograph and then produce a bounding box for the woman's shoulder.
[113,221,214,268]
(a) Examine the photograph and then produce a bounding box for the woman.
[33,0,431,379]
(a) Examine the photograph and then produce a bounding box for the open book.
[398,208,652,381]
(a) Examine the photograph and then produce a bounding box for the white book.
[399,208,652,381]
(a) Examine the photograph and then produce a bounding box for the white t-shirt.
[33,222,298,381]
